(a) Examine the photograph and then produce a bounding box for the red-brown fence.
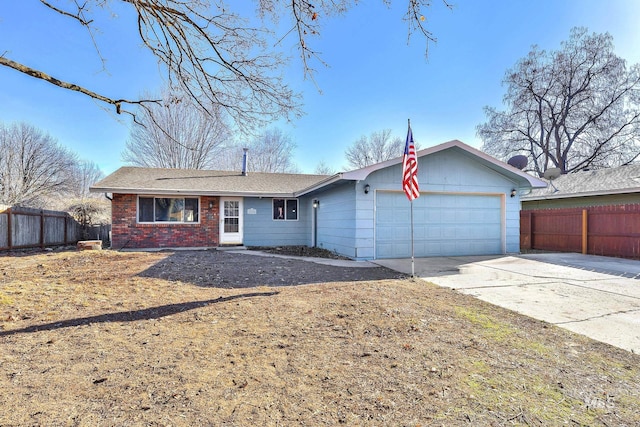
[521,204,640,259]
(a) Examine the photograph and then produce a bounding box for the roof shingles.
[524,164,640,200]
[90,167,331,196]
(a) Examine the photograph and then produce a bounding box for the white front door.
[220,198,243,245]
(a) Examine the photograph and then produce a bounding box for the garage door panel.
[426,210,441,222]
[377,242,411,259]
[413,225,427,239]
[376,192,502,259]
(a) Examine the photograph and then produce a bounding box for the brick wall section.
[111,194,220,249]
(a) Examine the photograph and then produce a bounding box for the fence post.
[7,207,12,250]
[526,211,533,250]
[40,209,45,249]
[582,209,588,255]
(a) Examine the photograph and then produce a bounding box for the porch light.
[209,201,214,208]
[313,199,319,208]
[510,189,517,198]
[364,184,370,194]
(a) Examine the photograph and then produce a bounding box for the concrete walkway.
[374,253,640,354]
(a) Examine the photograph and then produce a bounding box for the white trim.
[219,197,244,245]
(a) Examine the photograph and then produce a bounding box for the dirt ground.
[1,248,639,426]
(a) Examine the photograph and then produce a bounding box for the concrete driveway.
[374,253,640,354]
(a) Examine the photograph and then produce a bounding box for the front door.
[220,198,243,245]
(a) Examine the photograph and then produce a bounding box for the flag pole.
[410,198,415,278]
[408,119,415,278]
[403,118,419,278]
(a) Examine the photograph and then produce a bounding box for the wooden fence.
[521,204,640,259]
[0,206,84,251]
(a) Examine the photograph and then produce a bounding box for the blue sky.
[1,1,640,175]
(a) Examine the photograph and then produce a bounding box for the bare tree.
[68,199,112,237]
[122,90,231,169]
[314,160,337,175]
[0,1,451,130]
[478,27,640,176]
[193,128,299,173]
[0,122,78,208]
[65,160,111,233]
[209,145,247,172]
[69,161,105,199]
[345,129,406,169]
[245,128,300,173]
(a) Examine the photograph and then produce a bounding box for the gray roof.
[91,141,549,198]
[523,163,640,201]
[90,167,332,197]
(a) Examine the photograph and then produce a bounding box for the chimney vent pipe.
[242,148,249,176]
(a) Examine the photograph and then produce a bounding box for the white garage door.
[375,192,503,259]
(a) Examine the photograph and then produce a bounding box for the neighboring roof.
[334,139,547,189]
[523,163,640,201]
[90,167,331,197]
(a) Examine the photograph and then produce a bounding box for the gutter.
[523,187,640,201]
[294,173,345,197]
[90,186,303,199]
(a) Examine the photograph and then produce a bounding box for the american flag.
[402,123,420,201]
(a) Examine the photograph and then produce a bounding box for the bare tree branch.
[3,0,451,131]
[39,0,93,25]
[0,55,157,116]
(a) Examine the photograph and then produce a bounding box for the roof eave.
[89,187,296,198]
[294,173,345,196]
[338,140,547,188]
[522,187,640,201]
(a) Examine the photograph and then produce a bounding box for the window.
[273,199,298,221]
[138,197,199,223]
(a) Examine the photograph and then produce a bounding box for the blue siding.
[505,195,521,253]
[243,147,523,259]
[243,197,311,246]
[356,148,522,259]
[366,149,520,194]
[314,182,358,258]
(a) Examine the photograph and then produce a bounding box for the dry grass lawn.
[1,249,639,426]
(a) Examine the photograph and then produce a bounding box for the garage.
[375,191,503,259]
